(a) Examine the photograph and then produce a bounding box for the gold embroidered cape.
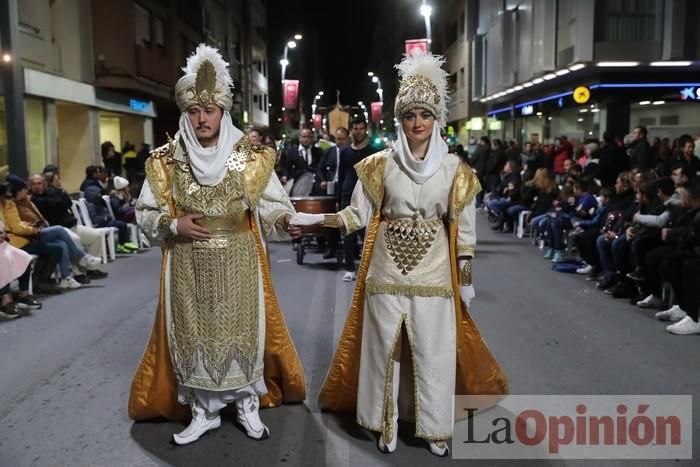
[128,140,306,421]
[318,154,508,413]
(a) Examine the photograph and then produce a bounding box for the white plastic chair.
[74,199,116,262]
[516,210,532,239]
[102,195,141,247]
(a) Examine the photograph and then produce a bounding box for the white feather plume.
[182,43,234,89]
[394,50,449,125]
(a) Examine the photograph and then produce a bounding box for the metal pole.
[0,0,28,178]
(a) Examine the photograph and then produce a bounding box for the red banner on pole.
[371,102,383,123]
[312,114,322,129]
[405,39,429,56]
[283,80,299,109]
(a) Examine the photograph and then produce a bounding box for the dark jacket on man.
[31,187,78,228]
[629,138,653,171]
[281,144,322,181]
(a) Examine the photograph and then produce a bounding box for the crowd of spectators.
[471,129,700,336]
[1,153,143,320]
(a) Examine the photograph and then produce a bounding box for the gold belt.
[194,212,252,236]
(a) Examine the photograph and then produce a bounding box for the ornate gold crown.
[393,51,449,126]
[175,44,233,112]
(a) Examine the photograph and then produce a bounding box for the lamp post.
[371,75,383,102]
[312,91,324,115]
[420,1,433,50]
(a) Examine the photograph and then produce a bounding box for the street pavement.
[1,214,699,467]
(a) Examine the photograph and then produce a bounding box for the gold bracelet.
[459,259,472,286]
[323,214,339,229]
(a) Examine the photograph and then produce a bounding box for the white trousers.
[70,224,104,258]
[356,293,456,440]
[179,378,269,413]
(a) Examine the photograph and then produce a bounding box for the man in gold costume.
[292,51,507,457]
[128,44,305,445]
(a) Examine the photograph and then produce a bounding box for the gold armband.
[459,259,472,286]
[157,213,175,237]
[323,214,339,229]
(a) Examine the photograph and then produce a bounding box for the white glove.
[289,212,325,226]
[460,284,475,307]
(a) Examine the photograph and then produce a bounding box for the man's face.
[683,141,695,158]
[29,176,45,194]
[564,159,573,172]
[335,130,350,148]
[300,129,313,147]
[632,128,643,141]
[671,168,687,187]
[187,104,223,145]
[352,122,368,144]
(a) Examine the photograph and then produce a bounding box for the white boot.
[172,403,221,445]
[378,361,400,454]
[235,394,269,440]
[428,439,450,457]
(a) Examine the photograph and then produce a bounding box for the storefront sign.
[680,87,700,100]
[521,105,534,116]
[129,99,150,112]
[573,86,590,104]
[371,101,383,122]
[283,80,300,109]
[405,39,429,56]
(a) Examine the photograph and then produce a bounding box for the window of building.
[594,0,664,42]
[458,9,465,36]
[134,3,151,47]
[264,94,268,110]
[154,17,165,48]
[460,67,465,89]
[660,115,679,126]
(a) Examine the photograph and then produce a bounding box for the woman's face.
[401,108,435,148]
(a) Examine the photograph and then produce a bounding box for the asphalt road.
[1,214,698,467]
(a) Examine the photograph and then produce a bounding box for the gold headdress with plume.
[175,43,234,112]
[394,50,449,127]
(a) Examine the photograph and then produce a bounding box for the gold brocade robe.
[318,152,508,414]
[128,138,306,421]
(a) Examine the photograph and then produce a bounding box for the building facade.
[469,0,700,144]
[0,0,269,191]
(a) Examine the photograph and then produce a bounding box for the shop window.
[638,117,656,126]
[660,115,679,126]
[135,3,151,47]
[594,0,663,42]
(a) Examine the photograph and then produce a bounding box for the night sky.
[266,0,428,118]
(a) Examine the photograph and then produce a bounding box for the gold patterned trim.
[459,259,472,286]
[338,208,360,235]
[181,367,264,391]
[365,281,454,297]
[449,161,481,221]
[457,245,475,257]
[323,214,339,229]
[381,314,405,446]
[243,143,276,207]
[157,213,174,237]
[355,151,389,210]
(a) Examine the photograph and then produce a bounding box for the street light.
[281,34,302,84]
[420,1,433,48]
[2,53,10,63]
[370,75,383,102]
[367,71,374,77]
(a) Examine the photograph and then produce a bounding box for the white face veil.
[393,119,448,184]
[176,111,244,186]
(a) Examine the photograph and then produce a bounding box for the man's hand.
[176,213,211,240]
[625,226,634,240]
[283,214,302,239]
[604,230,617,241]
[280,176,288,185]
[633,212,641,222]
[320,181,327,189]
[661,227,671,242]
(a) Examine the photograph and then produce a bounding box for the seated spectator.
[645,180,700,332]
[626,178,677,282]
[486,160,522,231]
[670,139,700,178]
[6,175,102,289]
[575,172,636,281]
[101,141,122,177]
[109,176,136,223]
[606,180,666,299]
[83,185,138,254]
[669,164,695,205]
[545,178,598,263]
[80,165,108,194]
[0,218,41,319]
[540,184,576,258]
[573,187,613,274]
[504,168,558,234]
[637,180,700,314]
[29,173,108,279]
